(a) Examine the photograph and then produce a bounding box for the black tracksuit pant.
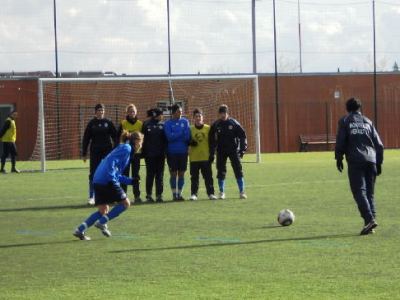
[1,142,17,170]
[347,162,377,225]
[216,151,243,180]
[190,160,214,196]
[145,155,165,197]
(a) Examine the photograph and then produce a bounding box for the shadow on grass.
[110,233,357,253]
[0,239,94,249]
[0,204,88,212]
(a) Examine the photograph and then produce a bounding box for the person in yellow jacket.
[0,110,19,173]
[117,104,143,204]
[189,108,216,200]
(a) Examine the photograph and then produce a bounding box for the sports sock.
[218,179,225,192]
[177,177,185,195]
[89,180,94,198]
[237,177,245,193]
[77,211,102,232]
[98,203,127,225]
[170,177,177,196]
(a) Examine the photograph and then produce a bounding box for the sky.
[0,0,399,75]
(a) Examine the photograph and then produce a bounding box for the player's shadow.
[0,204,88,212]
[0,239,91,249]
[110,233,357,254]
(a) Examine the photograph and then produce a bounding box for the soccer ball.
[277,209,295,226]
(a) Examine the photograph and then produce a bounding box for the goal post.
[35,75,260,172]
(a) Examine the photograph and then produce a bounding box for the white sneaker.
[87,197,95,206]
[189,194,198,201]
[209,194,217,200]
[219,192,226,199]
[239,192,247,199]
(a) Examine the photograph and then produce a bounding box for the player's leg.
[132,154,142,203]
[88,151,102,205]
[200,160,216,199]
[216,152,228,199]
[167,154,178,200]
[190,161,200,200]
[176,154,188,200]
[1,142,10,173]
[145,157,156,202]
[365,163,377,220]
[229,152,246,199]
[347,164,376,234]
[10,143,19,173]
[155,155,165,202]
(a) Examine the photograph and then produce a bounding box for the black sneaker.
[73,230,91,241]
[146,195,155,203]
[134,197,143,204]
[0,169,6,174]
[176,195,185,201]
[95,222,112,237]
[360,220,378,235]
[156,195,164,203]
[11,168,20,173]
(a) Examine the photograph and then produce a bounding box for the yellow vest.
[1,117,16,142]
[189,124,210,162]
[121,119,143,133]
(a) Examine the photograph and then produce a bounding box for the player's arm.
[118,175,134,185]
[184,119,191,143]
[116,122,123,143]
[335,118,347,162]
[208,122,217,161]
[81,120,92,158]
[0,120,11,139]
[109,120,118,147]
[235,120,248,155]
[372,125,384,168]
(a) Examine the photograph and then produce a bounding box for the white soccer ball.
[277,209,295,226]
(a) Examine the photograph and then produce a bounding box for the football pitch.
[0,151,399,299]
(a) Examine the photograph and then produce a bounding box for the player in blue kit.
[164,104,191,201]
[73,131,143,240]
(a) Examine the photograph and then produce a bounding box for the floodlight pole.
[252,0,257,74]
[53,0,59,77]
[167,0,173,106]
[273,0,281,152]
[372,0,378,129]
[297,0,303,73]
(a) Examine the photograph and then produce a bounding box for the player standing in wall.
[141,108,167,203]
[189,108,217,200]
[82,104,117,205]
[335,97,384,235]
[164,104,191,201]
[0,110,19,173]
[73,131,143,240]
[209,104,247,199]
[118,104,143,204]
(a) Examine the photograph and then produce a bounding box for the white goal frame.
[37,75,261,172]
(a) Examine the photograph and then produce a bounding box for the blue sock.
[170,177,177,196]
[177,177,185,195]
[78,211,102,232]
[218,179,225,192]
[98,203,127,225]
[237,177,245,193]
[89,180,94,198]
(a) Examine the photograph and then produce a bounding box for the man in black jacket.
[141,108,167,203]
[82,104,118,205]
[335,98,384,235]
[209,104,247,200]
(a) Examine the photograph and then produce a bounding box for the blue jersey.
[93,143,133,186]
[164,117,191,154]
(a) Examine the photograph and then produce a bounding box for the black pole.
[372,0,378,129]
[252,0,257,74]
[53,0,59,78]
[53,0,62,159]
[273,0,280,152]
[167,0,173,107]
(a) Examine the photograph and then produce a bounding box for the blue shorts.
[167,154,188,172]
[94,182,127,205]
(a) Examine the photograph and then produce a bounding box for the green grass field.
[1,151,399,299]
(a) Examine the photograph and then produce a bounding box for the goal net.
[33,75,260,172]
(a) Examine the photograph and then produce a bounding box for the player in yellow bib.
[117,104,143,204]
[0,110,19,173]
[188,109,216,200]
